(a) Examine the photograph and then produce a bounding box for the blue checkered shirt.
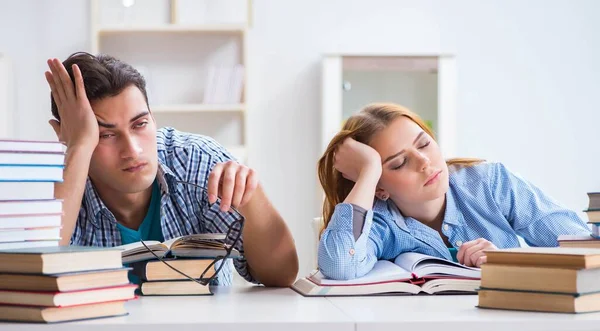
[70,127,256,285]
[318,162,591,280]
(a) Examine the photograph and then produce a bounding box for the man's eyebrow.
[130,111,150,123]
[382,132,425,164]
[96,111,150,129]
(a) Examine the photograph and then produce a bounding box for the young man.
[44,52,298,286]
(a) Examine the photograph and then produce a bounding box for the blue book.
[0,246,123,274]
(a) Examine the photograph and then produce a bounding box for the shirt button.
[443,224,449,231]
[349,249,355,256]
[456,240,463,246]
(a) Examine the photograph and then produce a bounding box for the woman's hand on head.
[334,137,382,182]
[456,238,497,268]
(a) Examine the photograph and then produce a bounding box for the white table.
[3,287,600,330]
[328,294,600,331]
[0,286,354,331]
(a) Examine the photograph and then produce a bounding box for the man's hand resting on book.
[208,160,259,212]
[456,238,497,267]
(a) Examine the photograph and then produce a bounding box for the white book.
[0,227,61,243]
[0,166,63,181]
[0,151,64,166]
[203,66,217,104]
[0,182,55,200]
[0,139,63,153]
[0,200,62,216]
[0,240,59,250]
[230,64,244,103]
[0,213,62,230]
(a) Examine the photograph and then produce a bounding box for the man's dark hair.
[50,52,148,121]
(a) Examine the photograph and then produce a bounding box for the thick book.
[130,258,216,281]
[0,284,137,307]
[0,268,130,292]
[478,288,600,313]
[484,247,600,269]
[140,280,212,296]
[119,233,240,263]
[0,182,56,200]
[0,139,64,153]
[0,246,123,274]
[481,263,600,294]
[587,192,600,211]
[292,252,480,296]
[585,209,600,223]
[0,165,63,181]
[558,234,600,249]
[0,150,65,166]
[0,213,62,230]
[0,300,129,323]
[0,199,62,216]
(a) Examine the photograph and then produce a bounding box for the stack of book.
[0,246,137,323]
[119,233,239,295]
[478,247,600,313]
[0,139,65,250]
[292,252,481,296]
[557,192,600,248]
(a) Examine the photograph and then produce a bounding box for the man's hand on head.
[207,161,259,212]
[45,58,99,151]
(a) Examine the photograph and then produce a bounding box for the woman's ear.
[375,188,389,201]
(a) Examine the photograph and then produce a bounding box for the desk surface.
[328,294,600,331]
[3,286,600,331]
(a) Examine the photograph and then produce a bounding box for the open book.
[293,252,481,296]
[118,233,240,264]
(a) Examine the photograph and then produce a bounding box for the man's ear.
[48,119,62,142]
[375,188,389,201]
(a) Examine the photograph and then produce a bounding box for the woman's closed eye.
[418,141,431,149]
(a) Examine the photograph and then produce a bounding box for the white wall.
[1,0,599,278]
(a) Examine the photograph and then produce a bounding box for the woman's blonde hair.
[317,103,482,236]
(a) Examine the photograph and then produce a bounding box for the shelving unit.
[90,0,249,162]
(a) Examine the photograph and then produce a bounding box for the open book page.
[310,260,413,286]
[393,252,480,279]
[166,233,241,258]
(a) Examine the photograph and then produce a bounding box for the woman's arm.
[489,162,590,246]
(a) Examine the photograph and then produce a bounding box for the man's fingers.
[207,163,223,204]
[55,59,75,100]
[48,59,68,106]
[219,162,237,212]
[72,64,88,101]
[240,169,258,206]
[231,167,248,208]
[45,71,62,109]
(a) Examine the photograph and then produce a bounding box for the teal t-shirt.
[117,180,163,283]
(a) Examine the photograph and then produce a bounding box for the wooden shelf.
[152,104,245,113]
[98,24,246,35]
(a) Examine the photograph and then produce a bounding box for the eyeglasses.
[140,180,245,286]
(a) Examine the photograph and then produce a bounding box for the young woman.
[317,103,589,280]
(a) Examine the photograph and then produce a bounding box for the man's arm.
[237,185,299,287]
[56,146,94,245]
[44,58,99,245]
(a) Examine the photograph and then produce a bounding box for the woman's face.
[369,116,449,205]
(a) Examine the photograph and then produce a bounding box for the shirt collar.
[83,159,177,226]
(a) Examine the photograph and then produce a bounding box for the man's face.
[89,85,158,194]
